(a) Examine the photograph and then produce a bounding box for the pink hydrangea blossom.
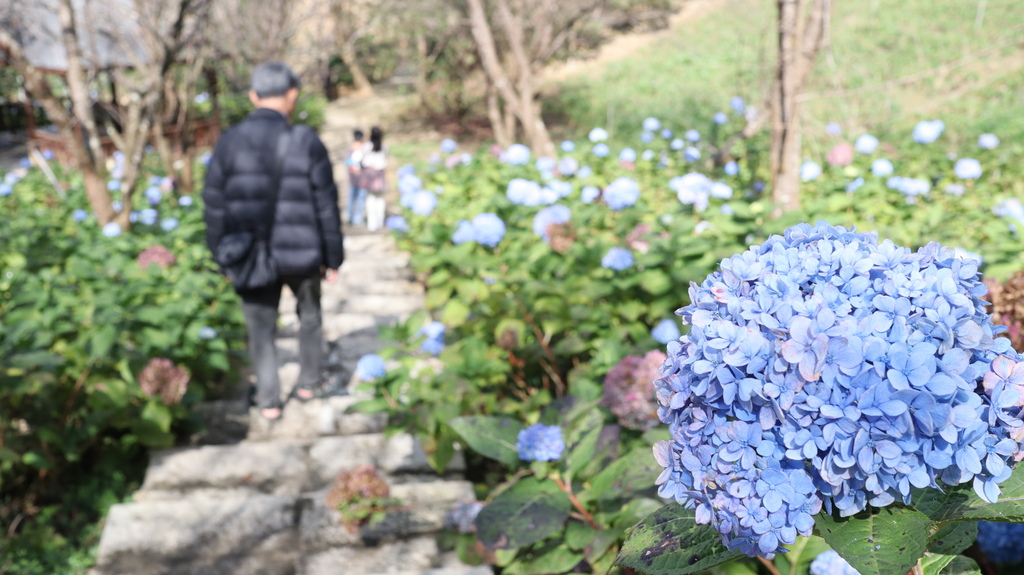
[601,350,666,430]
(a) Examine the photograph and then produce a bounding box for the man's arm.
[202,135,231,257]
[308,134,345,270]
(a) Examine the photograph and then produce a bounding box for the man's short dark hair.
[354,130,364,141]
[250,61,300,99]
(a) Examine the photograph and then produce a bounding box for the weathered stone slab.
[141,442,308,494]
[308,434,386,485]
[190,398,249,445]
[95,495,298,573]
[246,395,385,442]
[299,536,438,575]
[379,434,466,475]
[341,294,425,315]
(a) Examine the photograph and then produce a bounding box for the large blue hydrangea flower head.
[871,158,894,177]
[603,177,640,211]
[517,423,565,462]
[398,173,422,196]
[978,133,1000,150]
[507,178,542,206]
[685,129,701,143]
[684,147,701,162]
[809,550,859,575]
[198,326,217,340]
[418,321,446,356]
[593,143,610,158]
[801,161,822,182]
[977,522,1024,564]
[914,120,945,144]
[724,161,739,176]
[581,186,600,204]
[471,213,506,247]
[670,138,685,151]
[619,148,637,163]
[386,215,409,232]
[557,157,578,176]
[140,208,158,226]
[560,140,576,153]
[671,173,713,212]
[713,112,729,125]
[504,144,531,165]
[855,134,879,154]
[160,217,179,232]
[955,158,983,180]
[102,222,122,237]
[536,156,556,172]
[652,319,681,344]
[602,247,634,271]
[643,117,661,132]
[653,221,1024,559]
[440,138,457,153]
[533,205,571,242]
[589,127,608,142]
[730,97,746,114]
[145,186,163,205]
[72,209,88,222]
[411,189,438,216]
[452,220,475,244]
[0,183,13,197]
[355,354,387,380]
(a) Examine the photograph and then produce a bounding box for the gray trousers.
[239,275,323,409]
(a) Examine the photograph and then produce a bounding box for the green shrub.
[0,164,246,572]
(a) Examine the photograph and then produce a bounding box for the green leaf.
[638,269,672,295]
[815,506,933,575]
[0,447,19,462]
[441,299,471,327]
[585,447,659,502]
[615,503,743,575]
[508,542,583,575]
[449,416,523,467]
[920,522,978,575]
[938,556,981,575]
[90,324,118,358]
[914,463,1024,523]
[476,477,572,551]
[773,536,831,575]
[565,520,597,551]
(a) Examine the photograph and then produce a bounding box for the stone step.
[246,394,386,442]
[309,433,465,487]
[300,480,474,550]
[341,260,415,282]
[140,441,310,495]
[298,536,439,575]
[336,293,425,315]
[95,494,300,575]
[344,233,397,253]
[190,398,249,446]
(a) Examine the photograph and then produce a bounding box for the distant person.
[346,129,367,225]
[354,126,388,231]
[203,61,344,421]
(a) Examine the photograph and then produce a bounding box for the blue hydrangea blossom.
[801,161,822,182]
[355,354,386,380]
[653,222,1024,559]
[581,186,600,204]
[160,217,179,232]
[593,143,610,158]
[855,134,879,154]
[419,321,446,356]
[533,204,571,243]
[102,222,122,237]
[603,177,640,211]
[685,129,701,143]
[386,215,409,232]
[601,247,634,271]
[954,158,982,180]
[809,550,859,575]
[619,148,637,163]
[724,161,739,176]
[588,127,608,142]
[72,209,88,222]
[643,117,661,132]
[713,112,729,125]
[653,319,682,344]
[441,138,457,153]
[914,120,945,144]
[452,220,475,244]
[560,140,576,153]
[198,326,218,340]
[517,424,565,462]
[978,134,1000,150]
[504,144,531,165]
[871,158,894,177]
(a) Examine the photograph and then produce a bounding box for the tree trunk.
[58,0,106,175]
[340,43,374,96]
[486,86,511,148]
[770,0,830,217]
[493,0,554,157]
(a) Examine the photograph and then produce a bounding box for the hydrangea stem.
[552,476,600,529]
[757,557,780,575]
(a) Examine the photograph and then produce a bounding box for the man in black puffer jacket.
[203,61,344,420]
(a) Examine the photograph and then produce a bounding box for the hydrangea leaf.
[475,477,572,550]
[584,447,660,502]
[615,503,743,575]
[638,269,672,295]
[772,536,831,575]
[914,463,1024,523]
[506,541,583,574]
[919,522,978,575]
[814,506,933,575]
[938,556,981,575]
[448,416,523,467]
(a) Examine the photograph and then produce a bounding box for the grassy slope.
[546,0,1024,146]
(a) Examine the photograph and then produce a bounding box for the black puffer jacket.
[203,108,344,276]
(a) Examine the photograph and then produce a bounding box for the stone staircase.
[93,232,489,575]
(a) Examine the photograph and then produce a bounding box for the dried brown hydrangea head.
[325,464,390,511]
[985,270,1024,352]
[138,358,189,404]
[137,245,176,270]
[546,222,576,255]
[601,350,666,430]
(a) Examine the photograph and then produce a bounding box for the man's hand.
[322,268,339,283]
